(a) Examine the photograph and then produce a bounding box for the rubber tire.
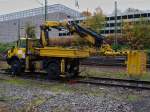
[29,62,35,73]
[66,60,79,78]
[47,62,60,80]
[10,60,21,76]
[71,61,79,78]
[72,63,79,77]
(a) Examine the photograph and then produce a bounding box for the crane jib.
[72,22,104,47]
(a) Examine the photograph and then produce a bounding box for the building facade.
[60,8,150,37]
[0,4,82,43]
[1,6,150,43]
[102,8,150,36]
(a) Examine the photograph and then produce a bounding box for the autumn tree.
[81,7,106,33]
[122,19,150,50]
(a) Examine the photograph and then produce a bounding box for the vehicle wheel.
[66,59,79,78]
[10,60,21,76]
[72,63,79,77]
[21,67,25,73]
[29,62,35,73]
[47,62,60,79]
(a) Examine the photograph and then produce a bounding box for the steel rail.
[1,69,150,90]
[75,76,150,90]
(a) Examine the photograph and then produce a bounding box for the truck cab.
[6,38,37,75]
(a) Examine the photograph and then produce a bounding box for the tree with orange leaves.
[122,19,150,49]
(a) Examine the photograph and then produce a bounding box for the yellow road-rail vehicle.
[6,21,104,79]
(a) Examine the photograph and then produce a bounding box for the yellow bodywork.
[34,47,90,58]
[127,51,147,76]
[43,21,68,27]
[7,47,26,59]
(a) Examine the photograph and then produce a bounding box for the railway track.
[0,69,150,90]
[74,76,150,90]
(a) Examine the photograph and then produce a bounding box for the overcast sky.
[0,0,149,15]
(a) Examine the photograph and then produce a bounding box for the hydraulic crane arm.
[69,22,103,48]
[40,21,104,48]
[40,21,68,47]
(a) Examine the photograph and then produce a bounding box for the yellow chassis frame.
[34,47,90,58]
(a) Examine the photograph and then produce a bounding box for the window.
[117,16,121,20]
[117,23,121,26]
[128,15,133,19]
[110,30,114,33]
[117,30,121,33]
[106,23,109,27]
[134,14,140,18]
[110,17,115,20]
[105,30,109,34]
[122,15,127,19]
[100,30,105,34]
[141,13,148,17]
[106,17,109,21]
[110,23,115,27]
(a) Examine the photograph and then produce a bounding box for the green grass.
[80,66,150,81]
[4,77,31,86]
[0,42,16,60]
[140,72,150,81]
[80,67,127,79]
[0,75,106,97]
[0,42,15,52]
[126,94,140,102]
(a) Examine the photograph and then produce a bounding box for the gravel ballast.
[0,71,149,112]
[0,78,133,112]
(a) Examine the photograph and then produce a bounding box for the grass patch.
[140,72,150,81]
[80,67,127,79]
[80,66,150,81]
[126,94,140,102]
[0,95,21,102]
[2,77,74,93]
[52,106,72,112]
[0,42,15,52]
[16,97,48,112]
[1,76,106,97]
[5,77,32,86]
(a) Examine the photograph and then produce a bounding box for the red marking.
[68,80,77,84]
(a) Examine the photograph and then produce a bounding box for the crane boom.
[40,21,104,48]
[70,22,103,48]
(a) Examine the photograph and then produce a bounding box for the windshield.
[19,39,26,48]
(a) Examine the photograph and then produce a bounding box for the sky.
[0,0,149,15]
